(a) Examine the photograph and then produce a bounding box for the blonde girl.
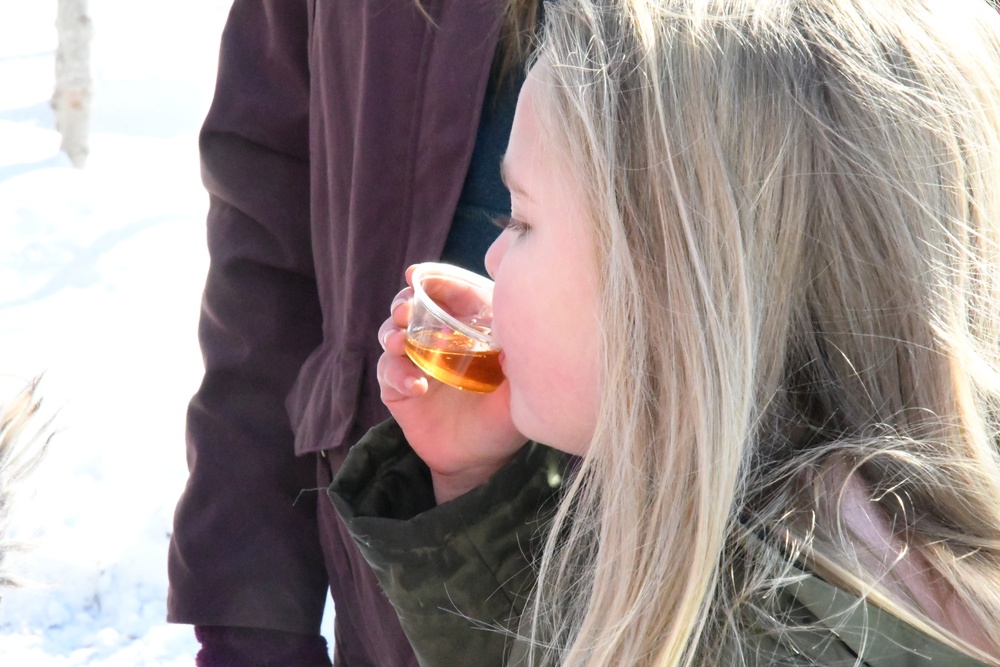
[333,0,1000,664]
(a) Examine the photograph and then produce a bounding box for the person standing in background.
[167,1,540,664]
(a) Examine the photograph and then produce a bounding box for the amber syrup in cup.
[405,263,505,393]
[405,329,504,393]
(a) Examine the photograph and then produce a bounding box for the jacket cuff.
[328,418,567,558]
[327,418,571,664]
[194,625,331,667]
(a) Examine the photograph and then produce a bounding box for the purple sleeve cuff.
[194,626,332,667]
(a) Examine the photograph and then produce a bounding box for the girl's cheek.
[490,283,512,346]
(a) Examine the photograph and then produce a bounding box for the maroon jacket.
[168,0,505,662]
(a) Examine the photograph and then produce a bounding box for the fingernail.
[403,377,416,390]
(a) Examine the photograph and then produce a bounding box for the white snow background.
[0,1,335,663]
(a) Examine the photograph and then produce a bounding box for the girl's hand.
[377,269,527,503]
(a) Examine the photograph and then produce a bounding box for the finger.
[377,317,399,351]
[377,349,427,399]
[404,264,418,287]
[383,328,409,356]
[377,352,410,400]
[390,286,414,314]
[408,376,429,396]
[391,298,413,329]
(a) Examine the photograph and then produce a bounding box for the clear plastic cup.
[405,263,504,393]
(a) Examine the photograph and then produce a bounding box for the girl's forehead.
[506,72,547,175]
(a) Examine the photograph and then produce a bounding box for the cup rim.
[410,262,497,345]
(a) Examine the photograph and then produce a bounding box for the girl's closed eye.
[492,214,531,236]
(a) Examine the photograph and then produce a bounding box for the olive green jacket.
[329,419,989,666]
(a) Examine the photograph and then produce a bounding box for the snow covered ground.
[0,1,333,663]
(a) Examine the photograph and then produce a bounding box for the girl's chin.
[507,394,535,441]
[510,412,586,456]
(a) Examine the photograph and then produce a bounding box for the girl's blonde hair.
[526,0,1000,664]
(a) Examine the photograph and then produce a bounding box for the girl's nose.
[484,231,510,280]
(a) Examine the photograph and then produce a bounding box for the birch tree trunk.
[53,0,92,168]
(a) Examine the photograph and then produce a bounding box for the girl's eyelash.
[492,215,530,234]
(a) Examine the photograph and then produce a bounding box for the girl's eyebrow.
[500,155,533,201]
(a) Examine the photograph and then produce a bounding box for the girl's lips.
[498,350,506,368]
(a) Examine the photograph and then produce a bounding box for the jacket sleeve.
[328,419,571,667]
[167,0,329,635]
